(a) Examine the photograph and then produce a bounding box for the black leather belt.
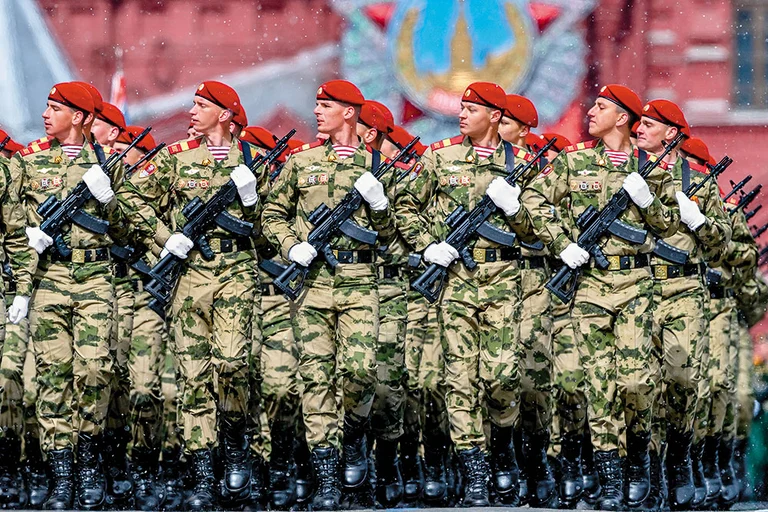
[380,265,402,279]
[652,263,702,280]
[708,285,734,299]
[332,250,375,264]
[114,262,129,279]
[46,247,110,264]
[261,283,281,296]
[208,237,253,254]
[521,256,547,270]
[470,247,521,263]
[589,254,649,270]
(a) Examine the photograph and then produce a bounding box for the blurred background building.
[2,0,768,327]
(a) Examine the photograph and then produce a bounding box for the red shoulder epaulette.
[393,160,412,170]
[290,140,324,155]
[564,139,598,153]
[430,135,464,151]
[511,145,534,162]
[19,137,52,157]
[689,161,709,175]
[167,137,202,155]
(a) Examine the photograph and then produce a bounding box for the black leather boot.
[43,448,75,510]
[76,433,106,510]
[733,437,748,501]
[489,424,519,504]
[310,447,341,511]
[221,416,251,501]
[103,427,133,505]
[666,427,695,510]
[718,436,738,508]
[186,449,217,511]
[422,431,448,504]
[527,429,557,507]
[269,422,297,510]
[625,431,652,507]
[639,449,664,512]
[24,436,49,508]
[400,435,423,502]
[594,450,623,510]
[0,434,28,509]
[294,436,314,505]
[691,439,707,509]
[375,439,404,507]
[458,447,490,507]
[581,431,602,505]
[159,447,184,511]
[243,454,266,511]
[342,416,369,488]
[559,431,584,508]
[514,427,530,505]
[702,435,722,505]
[132,447,164,511]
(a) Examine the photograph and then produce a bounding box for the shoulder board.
[167,138,202,155]
[511,145,533,162]
[689,161,709,174]
[290,140,324,155]
[430,134,464,151]
[564,139,598,153]
[393,160,412,170]
[20,138,52,157]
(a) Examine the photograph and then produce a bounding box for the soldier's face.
[91,118,119,147]
[587,98,629,139]
[380,138,400,160]
[189,97,226,135]
[42,100,82,139]
[635,117,676,154]
[314,100,349,134]
[459,102,497,138]
[114,141,143,167]
[499,116,529,145]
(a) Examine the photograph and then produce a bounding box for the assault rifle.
[753,222,768,239]
[0,136,10,152]
[410,138,555,303]
[653,155,732,265]
[546,132,686,303]
[729,185,761,217]
[745,205,763,221]
[724,176,751,203]
[273,136,420,301]
[145,129,296,316]
[759,246,768,265]
[38,126,151,258]
[125,143,166,179]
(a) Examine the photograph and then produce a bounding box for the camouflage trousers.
[735,313,753,440]
[371,272,407,442]
[572,267,660,452]
[0,289,24,439]
[650,275,707,434]
[705,296,738,438]
[518,265,554,435]
[128,274,168,453]
[440,260,522,451]
[170,250,258,452]
[30,259,115,452]
[293,263,379,451]
[106,272,134,443]
[161,349,181,452]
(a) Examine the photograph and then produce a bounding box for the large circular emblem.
[387,0,536,117]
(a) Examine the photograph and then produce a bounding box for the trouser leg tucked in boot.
[43,448,75,511]
[375,438,403,507]
[76,433,106,510]
[594,450,623,511]
[666,427,695,510]
[559,431,583,508]
[310,447,341,511]
[489,424,518,504]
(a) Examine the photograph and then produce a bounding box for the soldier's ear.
[615,112,630,129]
[220,109,233,123]
[71,109,85,127]
[490,109,502,124]
[343,105,358,121]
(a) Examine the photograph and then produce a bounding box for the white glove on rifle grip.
[26,227,53,254]
[8,295,29,324]
[83,164,115,204]
[423,242,460,268]
[354,172,389,211]
[163,233,194,259]
[288,242,318,267]
[559,243,590,270]
[676,191,707,231]
[486,177,521,216]
[622,172,654,209]
[231,164,259,207]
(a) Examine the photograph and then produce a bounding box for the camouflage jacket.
[0,155,12,265]
[7,137,128,296]
[262,138,395,261]
[709,200,758,288]
[118,135,264,257]
[395,135,533,253]
[650,158,731,265]
[519,139,679,258]
[380,159,420,266]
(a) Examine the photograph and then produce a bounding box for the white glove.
[676,191,707,231]
[288,242,318,267]
[423,242,460,267]
[622,172,654,208]
[8,295,29,324]
[354,172,389,211]
[163,233,194,259]
[231,164,259,207]
[559,243,590,269]
[486,177,521,216]
[83,164,115,204]
[26,227,53,254]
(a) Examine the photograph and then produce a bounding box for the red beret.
[642,99,690,136]
[366,101,394,126]
[316,80,365,105]
[463,82,506,111]
[116,125,156,153]
[240,126,277,151]
[598,84,643,121]
[0,129,23,154]
[359,102,394,134]
[681,137,715,165]
[536,132,571,153]
[631,121,640,137]
[278,138,306,163]
[387,125,427,156]
[48,82,95,114]
[195,81,241,113]
[233,106,248,127]
[503,94,538,128]
[97,102,127,130]
[70,82,104,114]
